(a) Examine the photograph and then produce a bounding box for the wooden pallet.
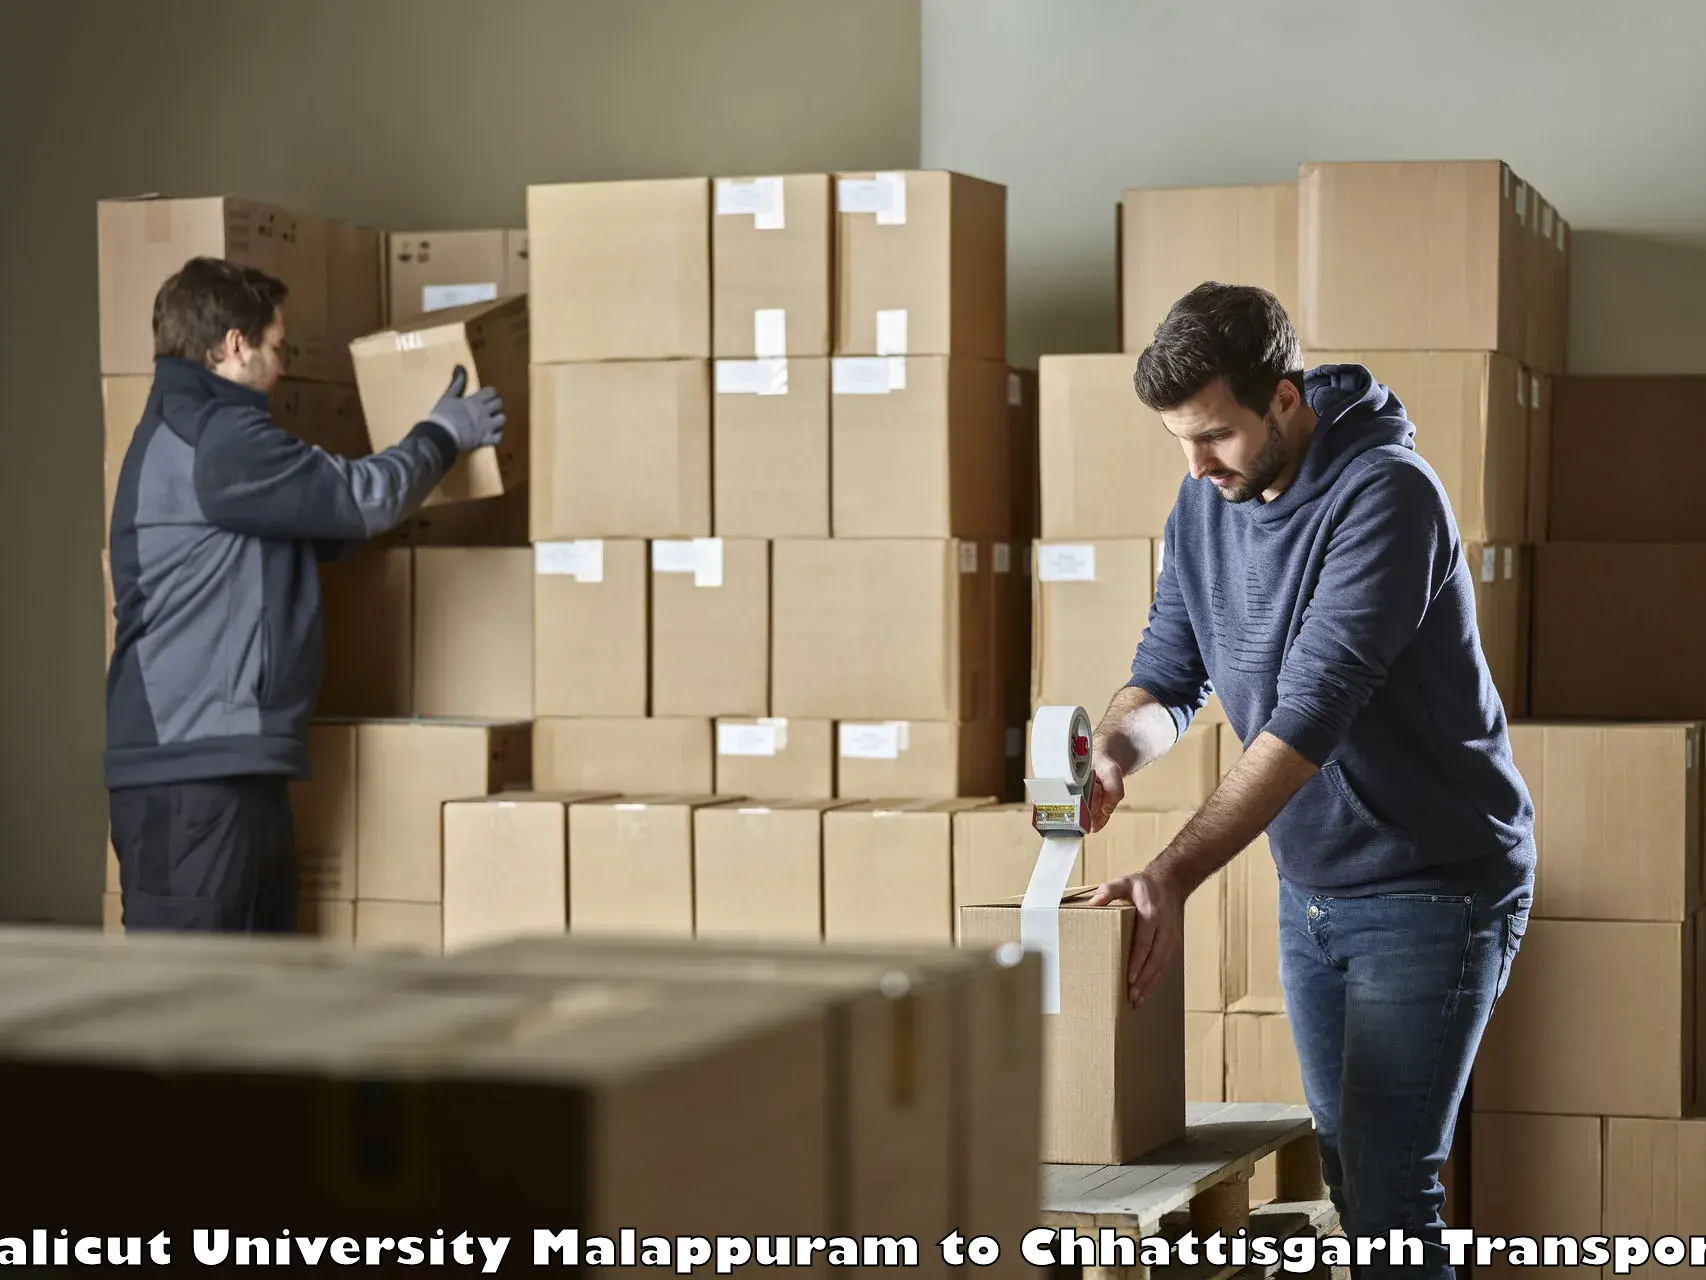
[1040,1102,1343,1280]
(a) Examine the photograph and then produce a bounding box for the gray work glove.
[426,365,505,452]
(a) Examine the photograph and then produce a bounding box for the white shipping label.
[1531,374,1541,409]
[1009,372,1023,407]
[1480,547,1497,583]
[875,171,907,225]
[1518,375,1527,407]
[959,543,979,574]
[994,543,1012,574]
[718,723,779,757]
[652,539,724,588]
[715,358,789,397]
[1504,547,1515,580]
[757,717,789,751]
[1557,221,1567,251]
[832,357,906,395]
[876,309,909,356]
[1155,539,1167,580]
[753,309,788,358]
[836,173,907,224]
[535,540,603,583]
[1037,544,1096,582]
[840,722,908,760]
[422,282,497,311]
[1516,183,1527,221]
[715,176,785,229]
[1542,205,1555,238]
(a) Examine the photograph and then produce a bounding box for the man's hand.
[1088,866,1185,1007]
[1088,750,1126,833]
[426,365,506,452]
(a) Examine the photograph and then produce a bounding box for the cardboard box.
[1120,182,1300,354]
[651,538,769,717]
[1038,356,1181,540]
[295,897,354,942]
[1474,915,1703,1118]
[1299,160,1526,356]
[353,900,443,951]
[533,717,713,796]
[713,356,830,537]
[354,720,531,904]
[960,893,1186,1164]
[831,356,1010,538]
[290,723,360,900]
[1526,368,1552,543]
[413,548,533,720]
[834,170,1004,362]
[326,221,382,383]
[824,799,993,947]
[273,381,371,457]
[712,174,832,357]
[1218,724,1284,1013]
[317,546,413,718]
[713,718,834,800]
[440,791,616,953]
[1303,350,1530,545]
[527,178,709,362]
[101,375,152,527]
[1510,721,1703,922]
[1031,538,1155,720]
[385,228,527,327]
[102,892,123,935]
[1471,1113,1602,1280]
[530,360,711,539]
[1186,1012,1225,1102]
[1545,376,1706,542]
[531,538,647,718]
[1468,543,1532,717]
[349,295,529,506]
[567,795,732,938]
[377,488,530,550]
[835,719,1006,801]
[772,539,996,722]
[1225,1012,1306,1105]
[951,804,1080,943]
[1532,545,1706,720]
[693,800,852,941]
[1605,1117,1706,1279]
[1523,192,1572,376]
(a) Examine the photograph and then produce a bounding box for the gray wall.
[0,0,920,923]
[921,0,1706,371]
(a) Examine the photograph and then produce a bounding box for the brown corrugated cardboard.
[1474,915,1703,1118]
[326,221,382,384]
[533,717,713,796]
[531,538,647,718]
[1120,183,1300,354]
[378,488,530,549]
[1545,376,1706,542]
[772,539,996,722]
[354,720,531,905]
[1526,368,1552,543]
[1303,350,1529,545]
[960,893,1186,1164]
[712,174,832,357]
[1510,721,1702,922]
[291,723,359,900]
[1038,356,1182,539]
[353,900,442,951]
[1532,545,1706,720]
[101,376,151,528]
[1218,723,1284,1013]
[440,791,617,953]
[277,381,372,457]
[951,804,1079,943]
[1186,1011,1225,1102]
[1298,160,1526,355]
[350,295,528,506]
[824,799,993,946]
[413,548,533,720]
[567,795,732,938]
[713,717,834,799]
[1031,537,1155,715]
[712,357,830,537]
[651,538,768,717]
[527,178,710,362]
[1523,190,1572,376]
[296,897,355,942]
[693,799,853,941]
[317,545,412,718]
[1130,718,1221,811]
[1471,1113,1602,1280]
[835,170,1005,362]
[1225,1012,1306,1104]
[1605,1117,1706,1278]
[1467,542,1532,716]
[385,228,526,327]
[530,360,710,539]
[835,719,1006,800]
[831,356,1010,538]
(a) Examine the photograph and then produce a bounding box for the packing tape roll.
[1020,705,1094,1015]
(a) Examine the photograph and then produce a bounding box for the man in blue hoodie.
[1088,283,1534,1278]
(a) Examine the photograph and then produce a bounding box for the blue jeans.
[1278,875,1532,1280]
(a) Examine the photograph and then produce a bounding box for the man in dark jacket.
[105,256,504,934]
[1086,283,1535,1279]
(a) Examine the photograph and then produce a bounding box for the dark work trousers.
[108,776,299,933]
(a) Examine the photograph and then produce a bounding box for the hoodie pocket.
[1324,759,1411,844]
[1267,760,1420,887]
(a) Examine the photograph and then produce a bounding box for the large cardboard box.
[1186,1012,1225,1102]
[831,356,1010,539]
[693,800,852,941]
[354,720,531,905]
[531,538,648,718]
[824,799,993,947]
[1225,1012,1306,1105]
[1474,915,1704,1118]
[713,718,835,799]
[1218,725,1284,1014]
[567,795,732,938]
[772,539,996,722]
[377,488,529,550]
[835,718,1006,801]
[651,538,769,717]
[834,170,1005,362]
[1545,376,1706,542]
[533,717,713,796]
[353,900,443,952]
[527,178,709,362]
[1038,356,1182,540]
[951,804,1080,944]
[317,545,413,718]
[1472,1113,1603,1280]
[326,221,382,384]
[712,356,830,537]
[1299,160,1527,356]
[1120,182,1300,353]
[291,723,360,901]
[530,360,711,540]
[1510,721,1703,922]
[349,296,529,505]
[960,893,1186,1164]
[1031,538,1155,718]
[1605,1117,1706,1279]
[712,174,832,357]
[1532,545,1706,721]
[1526,368,1553,543]
[1523,192,1572,376]
[1468,542,1532,717]
[413,548,533,720]
[1303,350,1530,545]
[100,375,153,529]
[385,228,527,327]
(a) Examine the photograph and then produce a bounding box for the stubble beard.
[1214,413,1289,504]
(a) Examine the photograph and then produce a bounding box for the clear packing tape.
[1021,705,1094,1016]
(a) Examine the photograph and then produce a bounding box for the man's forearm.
[1092,685,1182,775]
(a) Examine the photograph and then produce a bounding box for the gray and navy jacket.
[105,357,457,789]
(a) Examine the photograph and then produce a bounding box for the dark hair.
[1133,282,1303,416]
[152,256,288,366]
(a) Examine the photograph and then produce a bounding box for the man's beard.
[1212,413,1289,503]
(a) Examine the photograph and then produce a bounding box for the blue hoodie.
[1128,363,1536,896]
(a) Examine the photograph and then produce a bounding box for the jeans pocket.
[1492,897,1532,1010]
